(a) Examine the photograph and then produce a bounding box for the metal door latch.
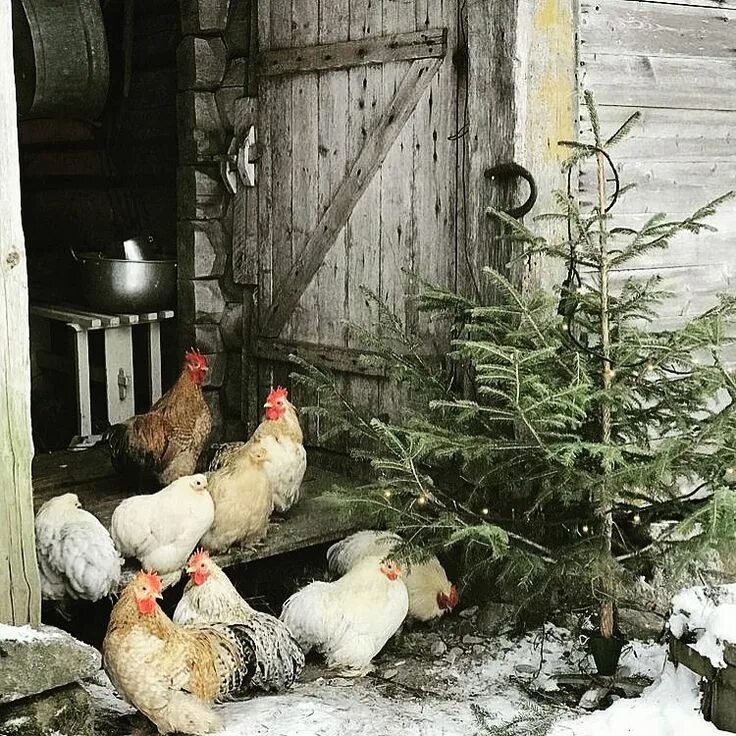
[118,368,130,401]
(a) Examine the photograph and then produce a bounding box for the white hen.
[327,530,459,622]
[280,555,408,675]
[35,493,122,601]
[110,473,214,588]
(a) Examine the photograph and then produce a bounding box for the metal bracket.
[221,126,257,194]
[117,368,129,401]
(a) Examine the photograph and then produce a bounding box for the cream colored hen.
[280,555,408,675]
[205,386,306,515]
[35,493,122,601]
[327,530,459,622]
[104,571,257,735]
[173,550,304,692]
[110,474,214,588]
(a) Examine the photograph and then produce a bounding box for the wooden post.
[0,0,42,625]
[465,0,577,296]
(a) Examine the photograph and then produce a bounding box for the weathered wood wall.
[0,0,42,625]
[579,0,736,329]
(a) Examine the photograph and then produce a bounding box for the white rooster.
[327,530,459,622]
[35,493,122,601]
[280,555,408,675]
[173,550,304,692]
[110,473,214,588]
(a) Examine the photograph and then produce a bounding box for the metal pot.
[71,250,176,314]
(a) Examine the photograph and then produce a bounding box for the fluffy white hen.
[327,530,459,622]
[110,473,214,588]
[35,493,122,601]
[173,550,304,692]
[280,554,408,675]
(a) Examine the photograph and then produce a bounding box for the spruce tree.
[292,93,736,635]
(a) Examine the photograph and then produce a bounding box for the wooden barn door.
[244,0,460,443]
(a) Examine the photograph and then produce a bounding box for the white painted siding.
[578,0,736,328]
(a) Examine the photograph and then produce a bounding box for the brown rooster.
[105,349,211,488]
[103,571,257,735]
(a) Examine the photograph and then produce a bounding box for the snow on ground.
[669,584,736,667]
[550,663,720,736]
[85,619,712,736]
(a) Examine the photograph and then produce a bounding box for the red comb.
[266,386,288,402]
[184,348,208,366]
[187,548,210,567]
[137,570,162,595]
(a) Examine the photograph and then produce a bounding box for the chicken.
[327,530,459,622]
[110,474,214,588]
[35,493,122,601]
[105,349,211,488]
[103,571,257,735]
[205,386,306,514]
[198,445,273,553]
[173,550,304,691]
[280,555,408,675]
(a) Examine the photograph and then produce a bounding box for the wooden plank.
[581,0,736,59]
[586,106,736,162]
[580,160,736,214]
[580,54,736,111]
[254,337,388,377]
[0,0,42,623]
[259,28,447,77]
[286,0,320,344]
[621,0,736,11]
[148,322,163,403]
[72,331,92,438]
[30,305,102,329]
[262,55,444,337]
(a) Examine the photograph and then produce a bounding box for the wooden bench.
[30,304,175,447]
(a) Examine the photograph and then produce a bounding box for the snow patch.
[669,584,736,667]
[0,623,63,644]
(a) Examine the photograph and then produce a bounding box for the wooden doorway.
[242,0,461,443]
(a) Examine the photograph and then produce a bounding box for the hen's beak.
[155,591,163,600]
[264,401,273,408]
[185,566,194,575]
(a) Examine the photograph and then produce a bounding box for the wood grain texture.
[259,28,447,76]
[581,0,736,58]
[0,0,42,625]
[262,56,444,337]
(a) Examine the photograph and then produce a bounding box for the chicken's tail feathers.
[217,624,259,698]
[326,530,401,578]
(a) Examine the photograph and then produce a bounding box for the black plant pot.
[588,633,625,676]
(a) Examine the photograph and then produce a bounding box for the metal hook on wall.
[484,162,538,219]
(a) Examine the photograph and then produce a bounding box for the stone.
[476,602,516,637]
[0,683,95,736]
[177,165,225,220]
[617,607,665,641]
[459,605,479,619]
[178,92,227,162]
[224,418,246,441]
[177,37,228,91]
[382,669,397,679]
[446,647,463,664]
[430,640,447,657]
[203,388,224,442]
[180,0,230,34]
[223,356,241,415]
[178,220,227,280]
[194,324,225,353]
[179,279,226,324]
[461,634,484,646]
[0,624,100,704]
[472,644,485,656]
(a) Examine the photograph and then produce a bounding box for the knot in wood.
[6,249,21,268]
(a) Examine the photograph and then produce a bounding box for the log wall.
[579,0,736,329]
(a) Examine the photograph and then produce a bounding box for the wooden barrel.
[12,0,109,120]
